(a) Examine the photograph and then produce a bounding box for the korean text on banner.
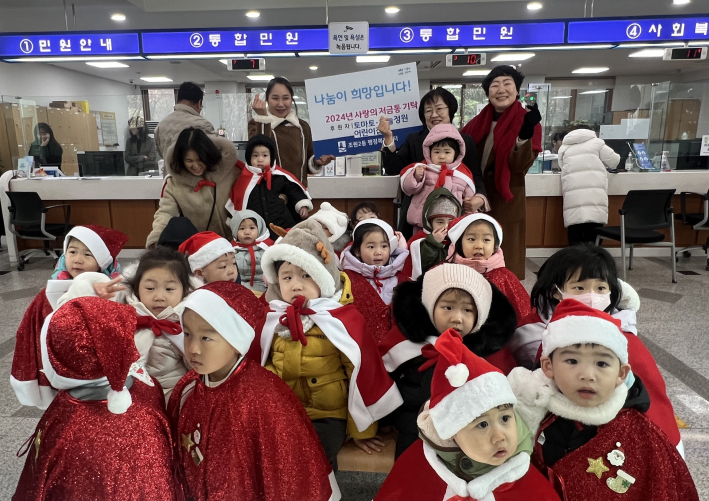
[305,62,421,157]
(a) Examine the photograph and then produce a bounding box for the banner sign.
[568,17,709,43]
[0,33,140,57]
[305,62,422,157]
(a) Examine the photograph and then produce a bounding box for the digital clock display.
[228,58,265,71]
[669,47,705,60]
[450,54,485,66]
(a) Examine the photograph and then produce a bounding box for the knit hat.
[428,196,460,222]
[352,219,399,251]
[262,219,340,300]
[428,328,517,439]
[64,225,129,270]
[181,282,265,356]
[230,210,269,243]
[246,134,277,167]
[422,124,466,168]
[310,202,349,242]
[41,297,141,414]
[448,214,504,249]
[157,217,199,251]
[178,231,235,272]
[541,298,628,364]
[422,263,493,333]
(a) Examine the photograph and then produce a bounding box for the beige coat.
[146,135,238,248]
[154,104,216,159]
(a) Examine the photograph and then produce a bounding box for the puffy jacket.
[125,136,158,175]
[340,245,409,305]
[558,129,620,227]
[147,135,239,248]
[154,104,216,159]
[234,246,266,292]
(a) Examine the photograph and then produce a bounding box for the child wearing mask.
[179,231,239,285]
[230,210,273,293]
[508,300,698,501]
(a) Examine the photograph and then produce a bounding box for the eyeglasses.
[424,106,448,117]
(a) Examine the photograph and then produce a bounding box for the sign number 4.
[626,23,641,39]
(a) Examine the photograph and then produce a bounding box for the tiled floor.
[0,251,708,500]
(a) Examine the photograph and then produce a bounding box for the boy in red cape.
[168,281,339,501]
[13,297,179,501]
[508,299,698,501]
[375,328,560,501]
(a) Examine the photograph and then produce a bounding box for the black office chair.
[594,189,677,283]
[675,190,709,271]
[6,192,72,271]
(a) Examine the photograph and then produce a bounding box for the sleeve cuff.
[308,155,322,174]
[295,199,313,211]
[253,114,273,124]
[474,194,491,212]
[515,138,529,148]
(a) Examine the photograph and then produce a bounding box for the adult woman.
[146,128,238,248]
[249,76,334,187]
[377,88,487,239]
[125,117,158,175]
[461,66,542,280]
[28,123,63,166]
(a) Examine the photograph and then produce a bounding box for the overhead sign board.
[568,17,709,43]
[329,21,369,54]
[0,33,140,57]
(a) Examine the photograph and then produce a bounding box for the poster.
[305,62,421,157]
[99,111,119,146]
[701,135,709,156]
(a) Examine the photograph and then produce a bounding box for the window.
[431,83,487,127]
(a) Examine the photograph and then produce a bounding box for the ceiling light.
[463,69,492,76]
[245,10,260,18]
[110,13,126,21]
[442,84,462,89]
[385,6,400,14]
[579,90,609,95]
[491,53,535,62]
[247,74,275,81]
[140,77,173,83]
[673,0,690,4]
[309,65,318,70]
[356,55,390,63]
[553,96,573,99]
[527,2,543,10]
[572,67,609,74]
[245,52,296,57]
[86,61,129,68]
[629,49,666,58]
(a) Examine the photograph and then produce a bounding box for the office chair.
[675,190,709,271]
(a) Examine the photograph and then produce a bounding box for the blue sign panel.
[0,33,140,57]
[568,17,709,43]
[141,29,329,54]
[369,22,566,49]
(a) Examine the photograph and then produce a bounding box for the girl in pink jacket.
[400,124,480,234]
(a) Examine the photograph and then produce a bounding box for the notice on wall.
[305,62,422,157]
[701,135,709,156]
[99,111,118,146]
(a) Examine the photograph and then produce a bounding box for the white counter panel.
[307,176,400,199]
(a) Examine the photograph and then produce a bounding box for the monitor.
[77,151,126,176]
[676,139,709,170]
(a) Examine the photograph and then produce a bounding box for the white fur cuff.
[253,114,273,124]
[295,199,314,212]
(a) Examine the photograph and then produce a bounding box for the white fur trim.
[56,272,110,309]
[10,376,57,409]
[677,439,685,459]
[613,309,637,336]
[327,471,341,501]
[308,155,322,174]
[261,243,337,298]
[65,226,112,270]
[253,113,272,124]
[107,386,132,414]
[507,367,555,435]
[295,198,313,212]
[448,214,504,249]
[182,289,255,356]
[547,381,628,426]
[542,314,628,364]
[381,336,438,372]
[445,363,469,388]
[618,279,641,313]
[430,371,516,440]
[188,238,234,272]
[409,238,424,280]
[352,219,399,251]
[310,202,349,241]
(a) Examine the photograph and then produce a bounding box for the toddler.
[349,201,380,229]
[310,202,351,255]
[179,231,238,284]
[230,210,273,293]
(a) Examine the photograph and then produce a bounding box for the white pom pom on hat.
[107,386,133,414]
[445,363,469,388]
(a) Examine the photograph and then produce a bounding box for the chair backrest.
[621,189,676,230]
[6,191,45,226]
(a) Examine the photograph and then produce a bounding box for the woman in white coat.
[558,127,620,245]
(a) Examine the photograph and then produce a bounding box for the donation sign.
[305,62,421,157]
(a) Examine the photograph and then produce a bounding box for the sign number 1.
[20,39,33,54]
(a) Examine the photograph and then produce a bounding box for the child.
[350,201,380,229]
[400,124,481,235]
[14,297,180,501]
[510,244,683,454]
[375,329,560,501]
[179,231,238,284]
[310,202,351,255]
[168,282,339,501]
[379,263,518,458]
[258,219,402,469]
[230,209,273,293]
[227,134,313,240]
[11,224,128,408]
[508,300,698,501]
[341,219,409,306]
[446,214,534,324]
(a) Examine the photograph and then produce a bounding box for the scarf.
[448,248,507,275]
[51,254,122,280]
[278,295,316,346]
[435,163,454,189]
[193,179,216,192]
[256,166,272,189]
[234,241,259,287]
[461,101,542,202]
[135,316,182,337]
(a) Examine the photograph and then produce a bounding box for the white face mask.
[556,286,612,312]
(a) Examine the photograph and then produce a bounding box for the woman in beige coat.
[146,128,238,248]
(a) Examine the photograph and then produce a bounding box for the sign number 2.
[190,33,204,48]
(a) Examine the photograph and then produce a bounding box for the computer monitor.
[676,139,709,170]
[77,151,126,176]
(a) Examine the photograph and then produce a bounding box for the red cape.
[484,267,535,327]
[226,160,310,215]
[344,270,394,344]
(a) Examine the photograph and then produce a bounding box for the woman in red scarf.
[461,66,542,280]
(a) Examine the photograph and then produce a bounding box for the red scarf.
[435,163,454,189]
[234,241,258,287]
[135,316,182,337]
[256,167,272,189]
[461,101,542,202]
[193,180,216,193]
[278,295,315,346]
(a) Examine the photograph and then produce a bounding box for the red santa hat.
[429,328,517,440]
[41,296,140,414]
[181,281,266,356]
[64,225,129,270]
[178,231,235,272]
[541,298,628,364]
[352,218,399,251]
[447,214,504,249]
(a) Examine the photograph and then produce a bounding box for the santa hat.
[352,219,399,251]
[421,263,492,333]
[64,225,129,270]
[427,196,460,222]
[181,282,265,356]
[178,231,234,272]
[309,202,349,242]
[541,299,628,364]
[41,297,140,414]
[447,214,504,249]
[429,328,517,439]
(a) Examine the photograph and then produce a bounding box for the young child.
[349,201,380,229]
[310,202,351,255]
[510,244,683,454]
[227,134,313,240]
[400,124,482,235]
[446,214,534,324]
[230,209,273,293]
[168,281,339,501]
[179,231,238,284]
[11,225,128,408]
[508,300,698,501]
[379,263,518,458]
[14,297,180,501]
[258,219,402,469]
[375,329,560,501]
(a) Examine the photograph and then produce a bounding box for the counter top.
[8,176,164,200]
[308,176,400,199]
